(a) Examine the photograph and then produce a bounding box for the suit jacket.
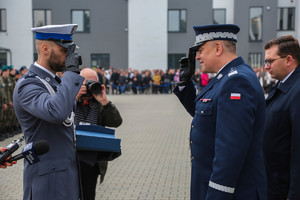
[263,65,300,200]
[13,64,84,200]
[174,57,267,200]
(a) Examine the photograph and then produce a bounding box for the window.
[248,53,262,68]
[168,9,186,32]
[0,9,7,31]
[0,52,7,67]
[33,9,52,27]
[72,10,90,32]
[168,54,186,69]
[91,54,110,68]
[277,7,295,31]
[213,9,226,24]
[249,7,263,42]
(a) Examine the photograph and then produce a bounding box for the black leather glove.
[177,48,196,86]
[65,44,82,74]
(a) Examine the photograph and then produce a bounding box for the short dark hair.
[222,40,237,53]
[264,35,300,64]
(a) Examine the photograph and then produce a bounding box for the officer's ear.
[40,41,52,56]
[214,41,223,56]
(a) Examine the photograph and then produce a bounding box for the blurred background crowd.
[0,64,276,141]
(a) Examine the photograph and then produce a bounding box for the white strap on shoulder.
[35,76,55,96]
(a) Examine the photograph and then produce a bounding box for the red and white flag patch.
[230,93,241,100]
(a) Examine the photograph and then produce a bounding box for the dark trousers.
[80,161,100,200]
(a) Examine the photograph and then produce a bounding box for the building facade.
[0,0,299,70]
[0,0,33,69]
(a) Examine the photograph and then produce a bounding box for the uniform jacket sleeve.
[173,81,196,117]
[16,72,84,124]
[206,75,260,200]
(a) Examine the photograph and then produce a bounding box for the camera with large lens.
[83,79,102,97]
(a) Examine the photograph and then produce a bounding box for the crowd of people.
[94,65,275,95]
[0,62,276,142]
[93,66,212,95]
[0,65,27,141]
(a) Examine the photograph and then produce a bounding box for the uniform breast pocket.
[196,103,213,116]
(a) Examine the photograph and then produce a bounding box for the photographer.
[75,68,122,200]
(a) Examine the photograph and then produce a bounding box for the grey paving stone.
[0,94,192,200]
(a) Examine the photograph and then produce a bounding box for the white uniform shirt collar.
[34,62,56,78]
[216,61,231,75]
[281,69,295,84]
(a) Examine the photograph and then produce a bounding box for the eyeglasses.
[264,56,287,66]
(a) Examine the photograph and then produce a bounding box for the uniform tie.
[55,76,61,84]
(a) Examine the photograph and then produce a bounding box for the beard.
[48,49,66,72]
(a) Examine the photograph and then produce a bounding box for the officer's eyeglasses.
[264,56,287,67]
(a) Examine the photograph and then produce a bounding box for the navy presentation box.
[76,125,121,152]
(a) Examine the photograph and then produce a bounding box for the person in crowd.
[192,69,201,91]
[0,66,14,138]
[263,35,300,200]
[162,69,172,94]
[173,24,267,200]
[19,65,28,75]
[75,68,122,200]
[173,69,180,85]
[15,70,22,80]
[118,71,127,94]
[8,66,21,135]
[142,70,152,94]
[152,70,161,94]
[13,24,84,200]
[132,69,142,94]
[200,69,209,88]
[110,68,119,94]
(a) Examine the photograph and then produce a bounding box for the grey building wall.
[32,0,128,69]
[168,0,213,55]
[234,0,277,66]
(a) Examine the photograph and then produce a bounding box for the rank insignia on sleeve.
[230,93,241,100]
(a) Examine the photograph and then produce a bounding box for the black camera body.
[83,79,102,97]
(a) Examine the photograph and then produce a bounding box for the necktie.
[55,76,61,84]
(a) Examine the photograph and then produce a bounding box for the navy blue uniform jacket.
[263,65,300,200]
[13,64,84,200]
[174,57,267,200]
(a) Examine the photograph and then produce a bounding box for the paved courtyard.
[0,94,192,200]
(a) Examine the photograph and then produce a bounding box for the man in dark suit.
[13,24,84,200]
[173,24,267,200]
[263,35,300,200]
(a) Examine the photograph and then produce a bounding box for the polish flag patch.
[230,93,241,100]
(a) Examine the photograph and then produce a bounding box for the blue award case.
[75,124,121,153]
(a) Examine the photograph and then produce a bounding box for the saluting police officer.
[173,24,267,200]
[13,24,84,200]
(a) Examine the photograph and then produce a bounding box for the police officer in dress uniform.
[263,35,300,200]
[13,24,84,200]
[173,24,267,200]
